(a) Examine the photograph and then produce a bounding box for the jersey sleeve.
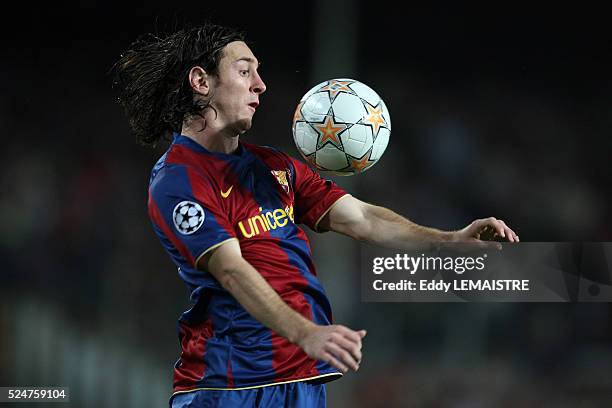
[287,155,349,232]
[147,164,236,267]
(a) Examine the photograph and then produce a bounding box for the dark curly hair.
[112,24,246,147]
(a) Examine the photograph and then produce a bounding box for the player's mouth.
[248,102,259,112]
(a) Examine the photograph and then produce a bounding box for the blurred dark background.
[1,2,611,407]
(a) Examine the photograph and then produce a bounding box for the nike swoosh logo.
[220,186,233,198]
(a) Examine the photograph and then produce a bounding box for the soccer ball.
[292,78,391,175]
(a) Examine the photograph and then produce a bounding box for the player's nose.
[251,71,266,94]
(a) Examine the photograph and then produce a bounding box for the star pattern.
[362,102,387,137]
[349,148,373,172]
[319,80,355,101]
[314,115,345,147]
[293,101,304,123]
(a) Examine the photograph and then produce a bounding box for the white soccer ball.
[292,78,391,175]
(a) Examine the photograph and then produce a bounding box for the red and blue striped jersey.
[147,133,348,394]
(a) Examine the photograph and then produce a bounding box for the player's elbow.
[342,211,373,242]
[327,198,372,241]
[212,260,245,291]
[350,220,373,242]
[350,202,378,242]
[202,240,249,290]
[206,253,247,291]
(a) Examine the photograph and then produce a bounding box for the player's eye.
[240,70,250,77]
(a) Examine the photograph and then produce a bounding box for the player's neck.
[181,121,239,155]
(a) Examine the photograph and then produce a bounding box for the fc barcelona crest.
[271,169,291,194]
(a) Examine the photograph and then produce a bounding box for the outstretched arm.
[318,195,519,248]
[200,239,366,373]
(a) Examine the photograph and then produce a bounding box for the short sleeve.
[288,156,349,232]
[148,165,236,267]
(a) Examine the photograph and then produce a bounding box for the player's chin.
[234,118,253,134]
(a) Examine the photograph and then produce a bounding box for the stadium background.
[1,2,611,406]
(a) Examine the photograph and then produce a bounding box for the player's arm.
[200,239,366,373]
[318,195,519,248]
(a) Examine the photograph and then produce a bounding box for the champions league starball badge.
[172,201,205,235]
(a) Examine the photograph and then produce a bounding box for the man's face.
[208,41,266,134]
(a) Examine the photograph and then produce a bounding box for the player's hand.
[296,324,366,373]
[452,217,519,248]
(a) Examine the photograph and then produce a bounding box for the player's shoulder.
[148,153,211,197]
[241,141,297,167]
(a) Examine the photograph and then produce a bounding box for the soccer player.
[113,24,518,408]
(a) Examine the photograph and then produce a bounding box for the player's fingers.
[331,332,362,363]
[472,217,494,230]
[505,227,516,242]
[335,325,363,344]
[327,340,359,367]
[498,220,519,242]
[322,351,349,373]
[477,217,506,238]
[470,219,498,240]
[326,342,359,371]
[358,329,367,338]
[505,223,519,242]
[489,218,506,238]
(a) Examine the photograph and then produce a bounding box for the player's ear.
[188,66,210,96]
